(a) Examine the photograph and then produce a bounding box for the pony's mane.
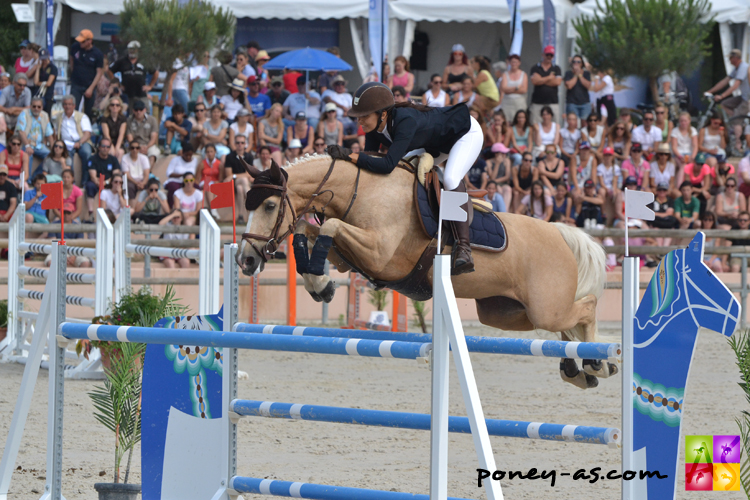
[284,153,332,170]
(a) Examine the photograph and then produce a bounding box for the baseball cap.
[38,48,50,60]
[288,138,303,149]
[132,99,146,111]
[730,49,742,59]
[296,74,307,85]
[631,142,642,152]
[75,29,94,43]
[247,75,258,84]
[579,141,591,150]
[624,176,638,186]
[203,81,216,91]
[656,182,669,191]
[0,165,8,175]
[543,45,555,55]
[491,142,509,154]
[271,75,283,85]
[332,75,347,84]
[603,147,615,156]
[237,108,250,117]
[452,44,466,53]
[295,111,307,120]
[716,153,727,163]
[19,39,30,48]
[694,152,706,164]
[324,102,338,113]
[127,40,141,49]
[63,203,75,213]
[584,179,594,188]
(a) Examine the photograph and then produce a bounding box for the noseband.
[240,158,339,263]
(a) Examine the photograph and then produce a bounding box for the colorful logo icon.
[685,435,741,491]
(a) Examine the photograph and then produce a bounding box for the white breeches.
[434,116,484,190]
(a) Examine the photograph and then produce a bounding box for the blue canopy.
[263,47,352,72]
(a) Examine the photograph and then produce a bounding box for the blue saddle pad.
[416,181,507,252]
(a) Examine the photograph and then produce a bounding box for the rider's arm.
[354,115,417,174]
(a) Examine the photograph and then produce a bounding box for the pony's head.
[236,158,290,276]
[683,232,740,338]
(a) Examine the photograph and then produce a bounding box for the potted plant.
[729,330,750,496]
[367,289,390,327]
[0,299,7,343]
[84,286,189,499]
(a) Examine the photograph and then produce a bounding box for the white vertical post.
[113,209,131,304]
[199,209,220,315]
[430,256,450,500]
[212,243,239,500]
[0,240,60,499]
[42,243,67,500]
[5,205,25,356]
[94,208,114,316]
[621,256,638,500]
[434,254,503,500]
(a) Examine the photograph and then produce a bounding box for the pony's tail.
[553,223,607,342]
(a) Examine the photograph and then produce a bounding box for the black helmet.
[348,82,395,118]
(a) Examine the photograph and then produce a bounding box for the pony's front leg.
[293,220,351,302]
[306,219,389,303]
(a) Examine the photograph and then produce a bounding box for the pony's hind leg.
[560,330,599,389]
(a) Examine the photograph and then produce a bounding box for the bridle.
[239,157,358,264]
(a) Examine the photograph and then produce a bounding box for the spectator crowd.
[1,32,750,272]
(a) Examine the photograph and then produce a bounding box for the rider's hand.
[327,145,353,161]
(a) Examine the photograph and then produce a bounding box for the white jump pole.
[621,256,638,500]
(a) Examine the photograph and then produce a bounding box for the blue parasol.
[263,47,352,72]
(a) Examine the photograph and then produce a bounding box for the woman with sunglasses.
[329,82,484,274]
[101,96,127,161]
[649,143,677,197]
[173,172,203,231]
[312,138,327,155]
[700,211,727,272]
[716,176,745,229]
[0,134,28,188]
[42,140,72,183]
[698,112,727,159]
[538,144,565,194]
[605,118,631,162]
[121,139,150,201]
[422,74,450,108]
[317,103,343,146]
[654,105,673,144]
[581,112,605,162]
[133,178,170,224]
[99,173,127,217]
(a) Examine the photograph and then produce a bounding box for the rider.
[326,82,483,275]
[706,48,749,155]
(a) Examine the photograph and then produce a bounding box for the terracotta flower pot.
[94,482,140,500]
[0,327,7,344]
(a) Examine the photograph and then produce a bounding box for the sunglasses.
[272,82,282,86]
[184,178,195,183]
[100,144,111,148]
[741,219,750,223]
[522,158,532,162]
[31,105,42,109]
[433,81,442,84]
[149,188,158,192]
[655,111,665,115]
[315,142,325,146]
[11,142,21,146]
[110,103,121,107]
[54,145,64,149]
[249,82,259,86]
[643,118,653,122]
[545,54,554,57]
[727,183,737,187]
[112,180,122,184]
[130,145,140,150]
[195,109,205,112]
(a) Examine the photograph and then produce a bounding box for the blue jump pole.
[58,323,432,360]
[235,323,621,361]
[230,399,620,446]
[229,476,473,500]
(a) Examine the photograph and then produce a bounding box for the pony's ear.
[269,159,283,184]
[687,232,705,261]
[239,155,262,178]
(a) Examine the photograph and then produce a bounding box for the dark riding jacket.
[356,104,471,174]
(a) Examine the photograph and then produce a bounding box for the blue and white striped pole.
[230,476,472,500]
[58,323,432,360]
[230,399,620,446]
[235,324,621,361]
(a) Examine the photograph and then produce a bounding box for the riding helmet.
[348,82,395,118]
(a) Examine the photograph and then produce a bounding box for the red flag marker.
[41,181,65,245]
[210,180,236,243]
[98,174,105,209]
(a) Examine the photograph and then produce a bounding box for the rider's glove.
[327,145,353,161]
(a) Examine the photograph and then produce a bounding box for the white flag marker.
[624,188,655,257]
[437,189,469,252]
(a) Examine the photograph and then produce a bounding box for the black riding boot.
[449,185,474,275]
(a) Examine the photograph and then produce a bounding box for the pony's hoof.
[560,360,598,389]
[583,359,619,378]
[309,291,323,302]
[319,281,336,303]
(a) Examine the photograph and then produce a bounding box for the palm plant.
[368,289,389,311]
[411,300,429,333]
[729,329,750,498]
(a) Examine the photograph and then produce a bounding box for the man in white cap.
[198,81,219,107]
[707,48,750,154]
[108,40,158,112]
[322,74,356,136]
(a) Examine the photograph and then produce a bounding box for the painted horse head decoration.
[631,232,739,499]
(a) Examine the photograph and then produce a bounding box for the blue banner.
[235,19,339,52]
[46,0,53,56]
[368,0,389,81]
[507,0,522,57]
[543,0,556,62]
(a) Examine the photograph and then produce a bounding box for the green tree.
[573,0,713,102]
[119,0,235,102]
[0,0,28,71]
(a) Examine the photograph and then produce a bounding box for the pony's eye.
[265,202,276,212]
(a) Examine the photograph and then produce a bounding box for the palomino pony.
[237,154,612,389]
